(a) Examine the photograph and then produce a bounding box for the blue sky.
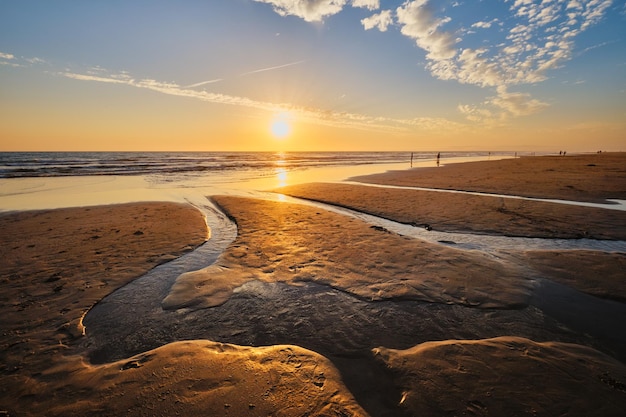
[1,0,625,151]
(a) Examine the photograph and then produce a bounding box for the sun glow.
[270,112,292,139]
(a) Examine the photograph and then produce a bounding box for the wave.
[0,151,507,178]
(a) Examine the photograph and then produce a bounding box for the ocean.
[0,151,505,179]
[0,151,521,211]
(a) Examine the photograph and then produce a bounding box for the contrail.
[240,60,305,76]
[186,60,305,87]
[186,78,223,88]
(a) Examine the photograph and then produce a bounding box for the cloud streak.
[60,66,461,134]
[1,52,461,134]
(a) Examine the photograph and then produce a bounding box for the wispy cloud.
[254,0,614,124]
[576,40,618,57]
[1,50,461,134]
[392,0,613,122]
[0,51,48,68]
[60,66,461,134]
[239,60,305,76]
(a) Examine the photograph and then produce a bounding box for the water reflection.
[275,168,288,187]
[0,156,502,211]
[274,152,287,166]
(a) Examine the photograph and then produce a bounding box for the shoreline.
[0,153,504,213]
[1,153,625,416]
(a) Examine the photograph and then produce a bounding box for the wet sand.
[350,152,626,203]
[276,182,626,239]
[164,195,532,310]
[0,203,207,372]
[1,154,626,416]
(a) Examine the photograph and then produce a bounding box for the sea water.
[0,151,513,211]
[0,151,504,178]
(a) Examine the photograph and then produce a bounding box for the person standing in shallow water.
[436,152,440,167]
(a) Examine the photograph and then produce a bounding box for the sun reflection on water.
[274,152,287,166]
[275,167,288,187]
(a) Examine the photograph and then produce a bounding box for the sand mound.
[374,336,626,417]
[7,340,367,417]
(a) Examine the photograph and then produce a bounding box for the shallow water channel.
[82,192,626,417]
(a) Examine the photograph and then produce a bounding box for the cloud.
[490,87,549,117]
[250,0,614,125]
[580,0,613,30]
[471,18,498,29]
[458,104,496,124]
[361,10,393,32]
[253,0,613,111]
[458,86,549,125]
[253,0,348,22]
[63,72,132,85]
[60,66,460,133]
[1,52,49,68]
[392,0,612,121]
[0,51,22,67]
[396,1,457,61]
[352,0,379,10]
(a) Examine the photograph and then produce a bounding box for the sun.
[270,113,292,139]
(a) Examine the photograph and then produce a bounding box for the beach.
[1,153,626,416]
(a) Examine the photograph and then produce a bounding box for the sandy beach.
[1,153,626,416]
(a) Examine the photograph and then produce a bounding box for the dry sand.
[1,153,626,417]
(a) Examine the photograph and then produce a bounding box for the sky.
[1,0,625,152]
